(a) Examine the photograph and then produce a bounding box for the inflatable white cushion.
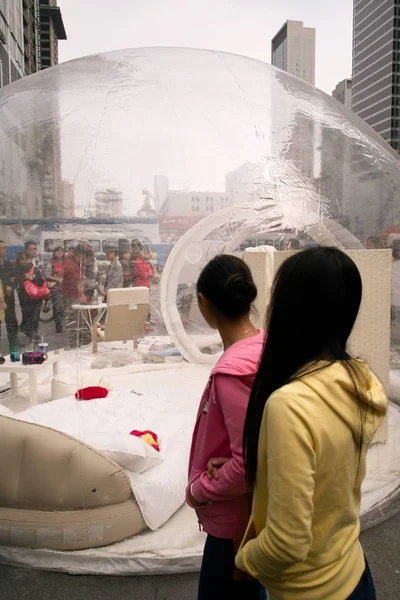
[82,431,163,474]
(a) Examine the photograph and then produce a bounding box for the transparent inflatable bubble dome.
[1,46,400,362]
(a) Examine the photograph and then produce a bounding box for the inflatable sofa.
[0,415,146,550]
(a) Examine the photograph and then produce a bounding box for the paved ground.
[0,512,398,600]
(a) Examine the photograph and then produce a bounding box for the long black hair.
[197,254,257,320]
[243,246,364,488]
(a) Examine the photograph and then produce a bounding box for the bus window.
[65,239,76,250]
[118,238,130,251]
[89,240,101,253]
[44,239,62,252]
[102,239,117,251]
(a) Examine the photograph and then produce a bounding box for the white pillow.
[82,431,163,474]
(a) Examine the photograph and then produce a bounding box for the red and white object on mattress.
[130,429,160,452]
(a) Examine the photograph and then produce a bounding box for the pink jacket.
[186,329,265,539]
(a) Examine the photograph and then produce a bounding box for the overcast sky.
[58,0,353,96]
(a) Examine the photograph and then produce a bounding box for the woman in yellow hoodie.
[234,246,387,599]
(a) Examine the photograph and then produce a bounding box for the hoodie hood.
[212,329,265,378]
[298,360,387,444]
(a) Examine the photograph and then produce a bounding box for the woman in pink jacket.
[186,254,266,600]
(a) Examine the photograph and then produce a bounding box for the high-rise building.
[154,174,169,214]
[352,0,400,154]
[1,2,66,87]
[22,2,67,217]
[271,20,316,85]
[22,0,66,75]
[95,189,124,218]
[62,180,75,217]
[22,0,36,75]
[271,23,318,190]
[332,78,353,110]
[0,2,68,220]
[0,0,25,86]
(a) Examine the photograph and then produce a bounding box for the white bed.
[0,359,399,575]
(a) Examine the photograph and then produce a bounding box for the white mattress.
[0,356,399,575]
[15,364,211,532]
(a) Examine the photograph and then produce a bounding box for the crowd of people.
[0,239,45,349]
[0,238,157,351]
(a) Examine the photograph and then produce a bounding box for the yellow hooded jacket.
[236,360,387,600]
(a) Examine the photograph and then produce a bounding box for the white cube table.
[0,353,61,407]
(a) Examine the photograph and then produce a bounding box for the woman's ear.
[197,292,205,307]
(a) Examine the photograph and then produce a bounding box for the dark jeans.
[50,286,64,331]
[198,535,266,600]
[1,309,19,348]
[347,560,376,600]
[0,291,19,347]
[5,307,19,341]
[19,299,41,341]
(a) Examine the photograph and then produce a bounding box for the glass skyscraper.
[352,0,400,154]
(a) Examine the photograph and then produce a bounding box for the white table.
[0,353,62,407]
[71,303,107,333]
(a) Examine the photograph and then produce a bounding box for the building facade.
[0,0,24,86]
[160,190,229,218]
[22,1,67,218]
[157,179,230,242]
[271,20,316,85]
[1,1,66,87]
[332,78,353,110]
[22,0,66,75]
[352,0,400,154]
[95,189,124,218]
[154,174,169,214]
[22,0,36,74]
[0,2,68,221]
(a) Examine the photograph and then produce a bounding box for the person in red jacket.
[131,240,154,288]
[63,245,89,347]
[186,254,266,600]
[131,240,154,329]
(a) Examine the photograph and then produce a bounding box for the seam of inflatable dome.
[160,202,280,364]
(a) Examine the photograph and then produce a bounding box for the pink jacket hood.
[211,330,265,378]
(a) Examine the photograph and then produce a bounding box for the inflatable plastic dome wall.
[0,47,399,358]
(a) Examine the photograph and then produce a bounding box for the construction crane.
[137,189,157,217]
